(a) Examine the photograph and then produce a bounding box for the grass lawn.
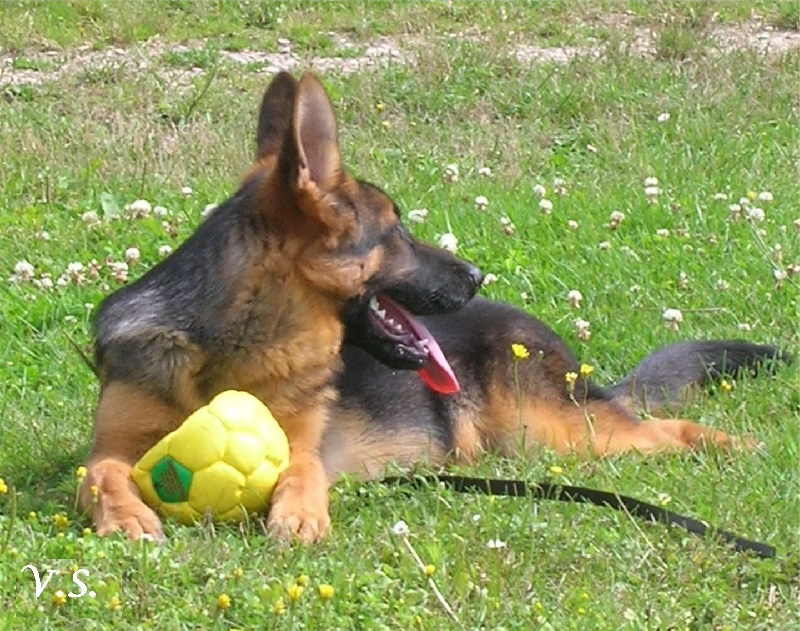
[0,1,798,629]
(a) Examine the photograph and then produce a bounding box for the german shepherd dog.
[80,71,784,542]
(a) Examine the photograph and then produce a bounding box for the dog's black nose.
[467,265,483,288]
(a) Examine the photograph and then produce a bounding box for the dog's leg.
[490,397,755,457]
[267,406,330,543]
[79,382,184,540]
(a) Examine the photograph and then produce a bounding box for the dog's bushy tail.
[607,340,790,414]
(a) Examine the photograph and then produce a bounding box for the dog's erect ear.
[256,71,298,160]
[280,72,343,195]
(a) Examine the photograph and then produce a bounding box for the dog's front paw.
[94,499,165,542]
[267,470,330,543]
[268,499,330,543]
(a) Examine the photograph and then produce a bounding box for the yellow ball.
[131,391,289,524]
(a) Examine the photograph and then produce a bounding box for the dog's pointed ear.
[281,72,342,195]
[255,71,298,160]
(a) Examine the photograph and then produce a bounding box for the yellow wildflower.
[318,584,335,600]
[108,596,121,611]
[272,598,286,614]
[232,568,244,580]
[746,190,757,200]
[76,466,87,479]
[511,343,530,360]
[549,465,563,475]
[217,593,231,610]
[90,485,99,497]
[579,364,594,378]
[720,380,733,393]
[296,573,309,586]
[565,372,578,386]
[83,528,92,537]
[286,583,304,602]
[0,478,7,494]
[424,564,436,577]
[53,590,67,607]
[54,513,70,529]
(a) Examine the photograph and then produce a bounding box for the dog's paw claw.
[267,506,330,544]
[95,503,165,543]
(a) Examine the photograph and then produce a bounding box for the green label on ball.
[151,456,193,503]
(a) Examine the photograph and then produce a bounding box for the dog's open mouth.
[368,294,460,394]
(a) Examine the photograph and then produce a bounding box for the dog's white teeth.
[376,309,386,319]
[369,296,380,311]
[387,318,395,326]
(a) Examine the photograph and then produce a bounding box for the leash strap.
[380,474,775,559]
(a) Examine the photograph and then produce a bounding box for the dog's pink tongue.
[378,295,460,395]
[415,332,460,395]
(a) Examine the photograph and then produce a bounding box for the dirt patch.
[1,22,797,89]
[513,21,800,64]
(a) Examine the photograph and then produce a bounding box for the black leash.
[381,474,775,559]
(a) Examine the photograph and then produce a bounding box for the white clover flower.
[657,112,670,123]
[202,203,218,218]
[109,261,129,283]
[574,318,591,341]
[567,289,582,309]
[181,186,193,196]
[486,538,506,549]
[586,143,597,153]
[125,247,141,263]
[678,271,688,289]
[532,184,547,197]
[538,199,553,214]
[36,276,54,290]
[158,245,173,257]
[36,230,50,240]
[478,166,492,177]
[598,241,611,250]
[644,186,660,197]
[737,322,752,332]
[407,208,429,224]
[757,191,773,202]
[499,216,516,235]
[567,220,579,230]
[746,207,765,222]
[662,308,683,331]
[609,211,624,230]
[715,279,729,291]
[14,261,35,281]
[128,199,152,217]
[739,196,751,207]
[553,177,568,196]
[391,520,409,536]
[66,262,85,285]
[656,228,670,237]
[474,195,489,211]
[644,177,659,187]
[729,203,742,219]
[443,164,459,183]
[153,205,169,217]
[438,232,458,253]
[81,211,100,226]
[774,268,788,282]
[712,192,728,201]
[482,273,498,286]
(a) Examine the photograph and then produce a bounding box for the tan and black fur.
[80,71,786,542]
[79,71,482,542]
